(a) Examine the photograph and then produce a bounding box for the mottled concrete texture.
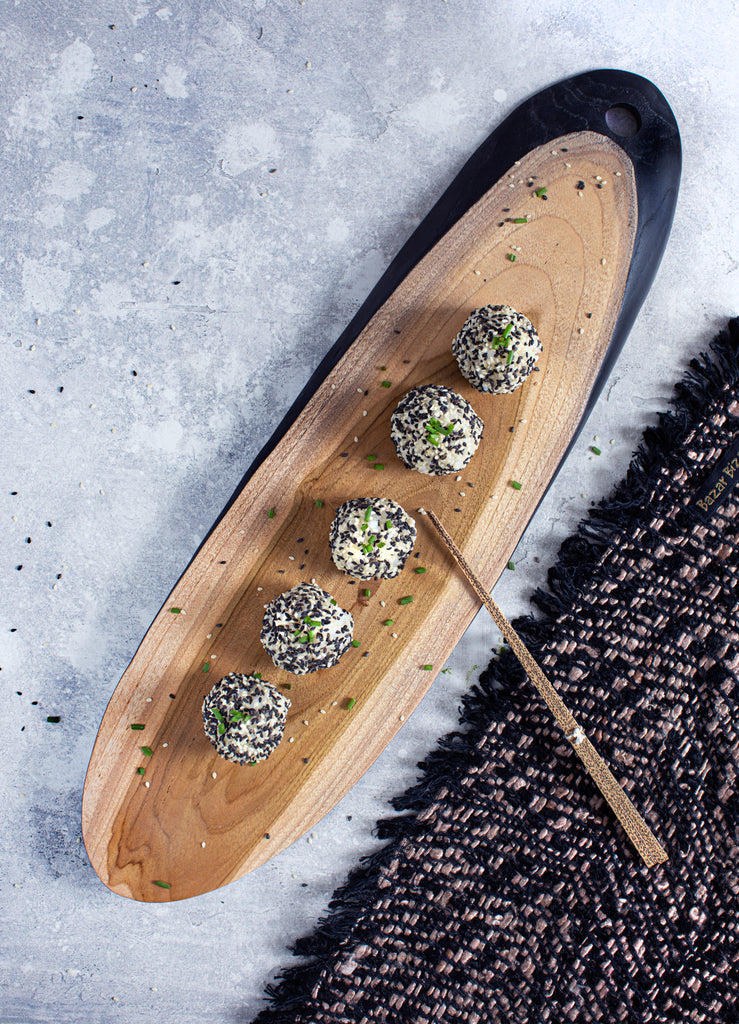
[1,2,737,1022]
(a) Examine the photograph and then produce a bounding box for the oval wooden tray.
[82,70,681,901]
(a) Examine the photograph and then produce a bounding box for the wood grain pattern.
[82,130,637,901]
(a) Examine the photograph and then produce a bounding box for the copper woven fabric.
[255,319,739,1024]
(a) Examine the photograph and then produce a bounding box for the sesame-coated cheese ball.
[452,304,542,394]
[202,673,290,765]
[329,497,416,580]
[261,581,354,675]
[390,384,483,475]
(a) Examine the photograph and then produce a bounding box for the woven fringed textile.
[254,319,739,1024]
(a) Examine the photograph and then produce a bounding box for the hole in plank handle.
[605,103,641,138]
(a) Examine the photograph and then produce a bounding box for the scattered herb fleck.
[136,767,145,775]
[46,715,61,723]
[267,508,275,518]
[170,607,181,614]
[130,724,145,731]
[591,446,602,456]
[315,499,324,508]
[507,561,515,571]
[414,567,427,574]
[153,880,171,889]
[535,186,547,197]
[399,596,413,605]
[422,665,433,671]
[383,619,394,626]
[351,640,361,648]
[507,253,516,262]
[381,381,392,388]
[346,698,356,710]
[511,480,522,490]
[513,217,527,224]
[141,746,153,756]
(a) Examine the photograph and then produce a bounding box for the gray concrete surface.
[1,1,737,1021]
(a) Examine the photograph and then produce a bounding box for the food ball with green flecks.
[329,497,416,580]
[452,303,542,394]
[391,384,483,475]
[202,673,290,765]
[261,581,354,675]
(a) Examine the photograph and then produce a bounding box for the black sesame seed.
[303,757,309,764]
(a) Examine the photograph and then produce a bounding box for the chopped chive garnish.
[315,499,323,508]
[130,724,145,730]
[217,722,226,735]
[230,710,249,722]
[373,464,384,470]
[427,434,440,446]
[506,349,513,365]
[385,520,392,529]
[267,508,275,518]
[400,595,413,605]
[414,567,427,574]
[377,541,385,548]
[513,217,527,223]
[360,523,368,531]
[330,599,337,605]
[364,506,372,520]
[591,446,602,455]
[507,253,516,262]
[511,480,522,490]
[422,665,433,671]
[253,672,262,678]
[367,455,376,461]
[440,668,452,674]
[381,380,392,388]
[203,662,210,672]
[351,640,361,648]
[141,746,152,756]
[535,186,547,196]
[380,365,387,370]
[136,767,145,775]
[346,698,356,710]
[507,561,515,571]
[153,880,171,889]
[363,588,371,597]
[383,619,394,626]
[213,708,225,723]
[46,715,61,723]
[284,682,292,689]
[170,607,181,614]
[308,629,316,641]
[304,616,321,625]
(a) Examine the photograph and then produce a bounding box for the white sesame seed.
[302,720,309,726]
[354,436,359,443]
[131,86,137,92]
[331,384,336,390]
[207,633,212,638]
[474,269,481,275]
[146,697,153,702]
[201,841,206,848]
[400,715,405,721]
[391,632,398,638]
[578,328,584,335]
[564,162,571,168]
[289,737,294,743]
[332,701,338,706]
[145,781,150,788]
[289,555,295,560]
[459,492,466,497]
[319,709,326,714]
[455,475,462,481]
[212,772,217,779]
[162,743,168,748]
[363,410,367,416]
[615,171,621,176]
[601,258,607,265]
[357,388,363,393]
[379,600,386,607]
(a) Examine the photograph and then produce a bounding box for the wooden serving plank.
[82,130,638,901]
